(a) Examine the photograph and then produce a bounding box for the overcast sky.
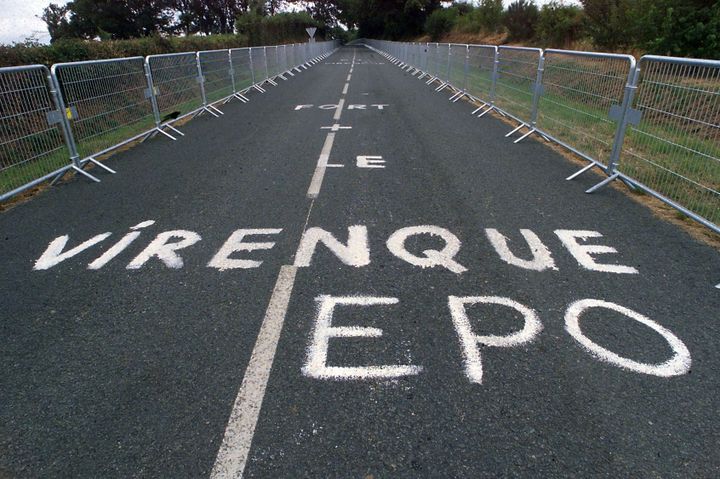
[0,0,579,45]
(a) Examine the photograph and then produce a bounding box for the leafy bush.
[503,0,539,40]
[425,8,458,41]
[0,34,253,68]
[536,2,585,47]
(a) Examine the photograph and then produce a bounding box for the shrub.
[536,2,585,47]
[0,34,251,68]
[425,8,458,41]
[504,0,539,41]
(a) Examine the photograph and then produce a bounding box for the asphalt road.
[1,45,719,478]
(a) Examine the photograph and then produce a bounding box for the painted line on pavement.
[212,49,358,478]
[209,264,298,479]
[307,132,338,199]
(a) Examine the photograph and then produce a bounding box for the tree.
[41,0,175,40]
[503,0,539,41]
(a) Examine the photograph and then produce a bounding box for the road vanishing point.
[1,45,719,478]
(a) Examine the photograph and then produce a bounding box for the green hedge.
[0,33,311,68]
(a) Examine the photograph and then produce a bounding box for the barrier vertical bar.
[48,67,100,182]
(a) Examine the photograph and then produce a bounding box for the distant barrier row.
[366,40,720,234]
[0,41,338,201]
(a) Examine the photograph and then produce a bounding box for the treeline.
[424,0,720,58]
[0,0,342,68]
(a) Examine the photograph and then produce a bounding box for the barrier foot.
[286,70,295,77]
[586,172,620,193]
[233,93,249,103]
[418,72,427,79]
[72,165,101,183]
[477,106,494,118]
[294,67,303,73]
[425,76,436,85]
[266,79,279,86]
[85,158,116,174]
[513,128,535,144]
[254,84,266,93]
[201,105,222,118]
[156,127,177,141]
[434,82,447,92]
[566,161,597,181]
[505,123,524,138]
[165,124,185,137]
[50,170,68,186]
[451,92,466,103]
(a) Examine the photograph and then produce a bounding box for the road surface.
[1,45,719,478]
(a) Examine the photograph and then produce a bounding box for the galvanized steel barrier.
[365,39,720,234]
[0,65,75,199]
[0,40,337,201]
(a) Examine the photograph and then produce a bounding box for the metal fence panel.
[279,45,288,73]
[495,46,542,124]
[0,65,72,198]
[52,56,155,160]
[266,46,279,78]
[537,50,635,167]
[619,55,720,230]
[448,44,467,92]
[198,49,233,105]
[147,52,203,123]
[230,48,253,93]
[250,47,268,83]
[466,45,497,104]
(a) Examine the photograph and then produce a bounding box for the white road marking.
[320,124,352,132]
[555,230,638,274]
[88,220,156,270]
[207,229,282,271]
[357,155,385,168]
[565,299,691,377]
[386,225,467,274]
[126,230,201,269]
[302,295,423,380]
[34,232,111,270]
[294,226,370,267]
[209,265,298,479]
[449,296,542,384]
[342,83,349,95]
[333,98,345,121]
[307,132,337,198]
[346,74,352,82]
[485,228,557,271]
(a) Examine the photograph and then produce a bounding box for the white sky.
[0,0,579,45]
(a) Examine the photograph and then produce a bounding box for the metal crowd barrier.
[52,57,154,176]
[618,56,720,230]
[0,40,338,201]
[0,65,76,199]
[364,39,720,234]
